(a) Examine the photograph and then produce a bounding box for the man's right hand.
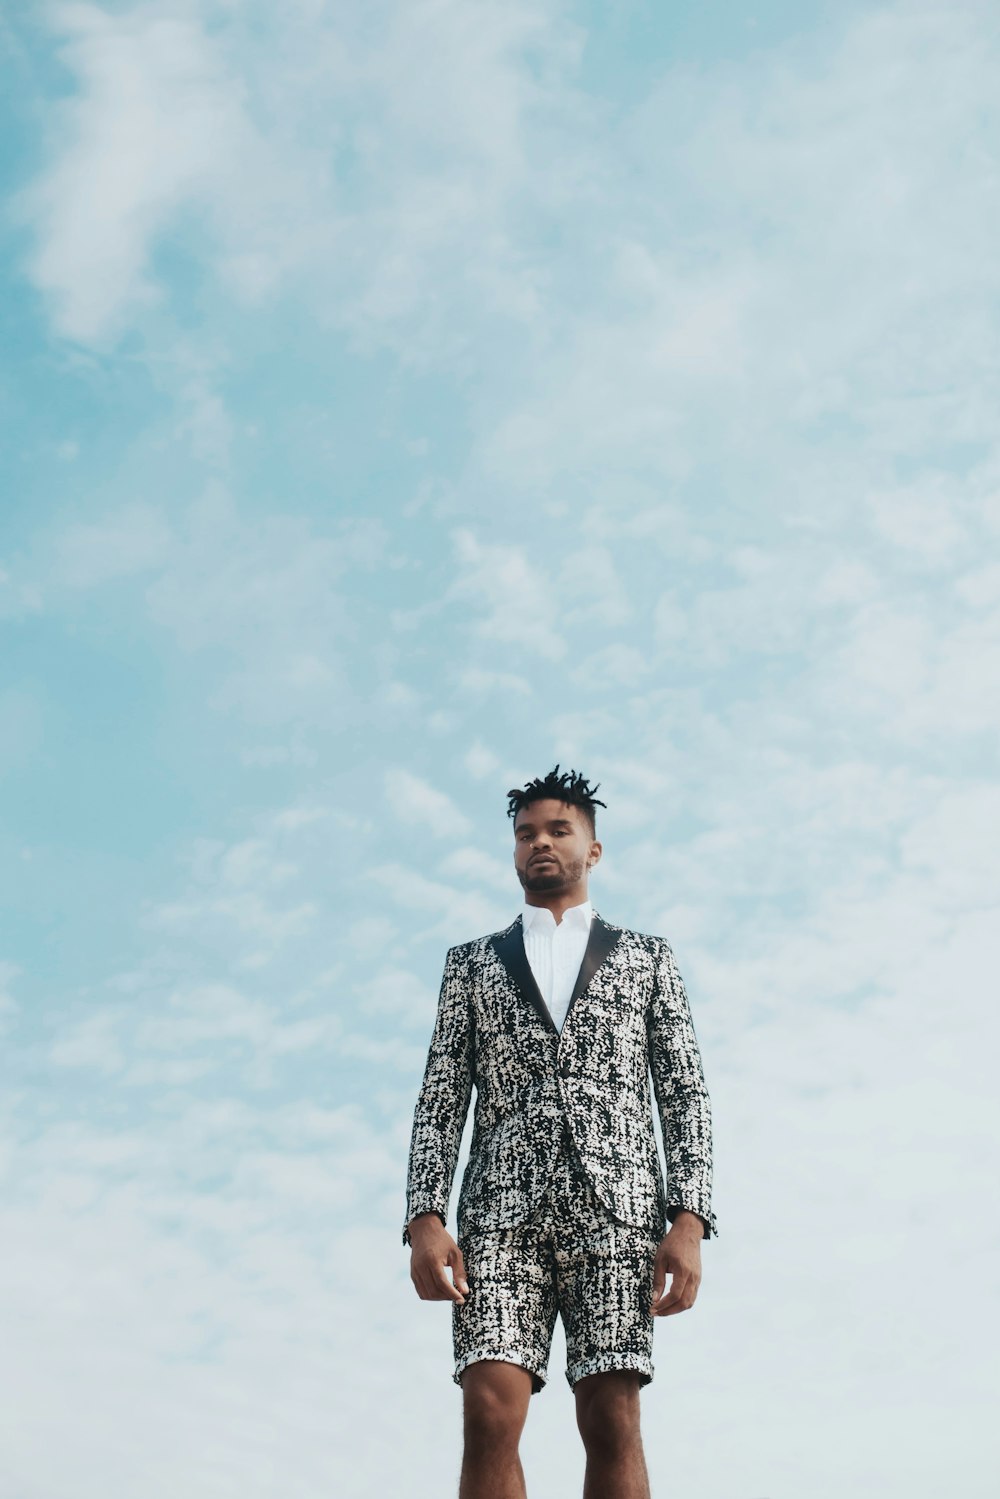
[408,1215,469,1304]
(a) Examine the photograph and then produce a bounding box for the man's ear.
[588,840,603,868]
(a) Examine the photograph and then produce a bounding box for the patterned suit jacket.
[403,910,718,1246]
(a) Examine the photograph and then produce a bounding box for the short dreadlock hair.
[506,765,607,837]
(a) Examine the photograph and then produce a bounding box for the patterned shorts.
[453,1126,661,1393]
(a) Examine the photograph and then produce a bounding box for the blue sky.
[1,1,998,1495]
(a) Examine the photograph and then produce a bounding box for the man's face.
[512,798,601,895]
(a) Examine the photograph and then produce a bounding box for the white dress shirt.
[521,900,593,1032]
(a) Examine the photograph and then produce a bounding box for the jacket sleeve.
[648,937,718,1239]
[402,943,475,1246]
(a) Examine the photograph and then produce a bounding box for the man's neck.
[524,888,590,925]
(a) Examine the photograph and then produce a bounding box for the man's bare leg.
[459,1360,534,1499]
[575,1371,650,1499]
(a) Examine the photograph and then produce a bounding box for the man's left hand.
[649,1219,703,1317]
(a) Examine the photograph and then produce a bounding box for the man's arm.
[648,938,718,1240]
[402,944,475,1246]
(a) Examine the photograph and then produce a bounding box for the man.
[404,766,717,1499]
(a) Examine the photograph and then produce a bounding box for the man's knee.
[462,1361,533,1454]
[575,1371,643,1457]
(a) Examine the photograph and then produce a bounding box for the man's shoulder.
[444,914,520,960]
[594,912,670,950]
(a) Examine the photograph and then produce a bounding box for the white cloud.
[0,962,21,1039]
[449,529,567,661]
[897,784,1000,903]
[18,0,581,362]
[464,740,500,778]
[239,741,321,768]
[267,804,332,833]
[144,890,318,951]
[955,561,1000,608]
[0,1092,414,1497]
[455,666,532,695]
[867,477,971,563]
[0,568,43,621]
[338,1032,428,1072]
[48,500,173,587]
[437,845,513,893]
[384,769,472,837]
[6,487,389,732]
[50,1008,126,1074]
[358,966,437,1026]
[366,861,502,939]
[469,2,1000,519]
[16,3,266,343]
[568,641,649,689]
[0,688,44,774]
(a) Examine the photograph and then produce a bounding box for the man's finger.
[649,1249,674,1314]
[656,1271,698,1316]
[651,1291,678,1315]
[411,1258,458,1301]
[433,1256,466,1303]
[418,1261,453,1301]
[652,1270,686,1316]
[448,1245,470,1296]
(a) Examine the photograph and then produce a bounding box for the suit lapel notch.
[491,917,557,1036]
[562,913,621,1028]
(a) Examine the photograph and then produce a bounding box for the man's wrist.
[668,1209,707,1237]
[407,1210,445,1239]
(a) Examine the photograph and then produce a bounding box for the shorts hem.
[566,1353,655,1391]
[453,1348,549,1394]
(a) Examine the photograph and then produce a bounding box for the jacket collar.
[491,910,621,1037]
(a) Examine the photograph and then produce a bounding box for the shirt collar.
[522,899,593,934]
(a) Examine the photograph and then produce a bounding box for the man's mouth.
[530,856,558,868]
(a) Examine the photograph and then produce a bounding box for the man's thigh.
[453,1225,559,1394]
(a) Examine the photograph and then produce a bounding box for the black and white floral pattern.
[403,911,717,1246]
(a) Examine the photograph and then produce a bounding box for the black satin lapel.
[563,915,622,1028]
[491,919,557,1036]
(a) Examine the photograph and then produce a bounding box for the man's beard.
[518,856,586,892]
